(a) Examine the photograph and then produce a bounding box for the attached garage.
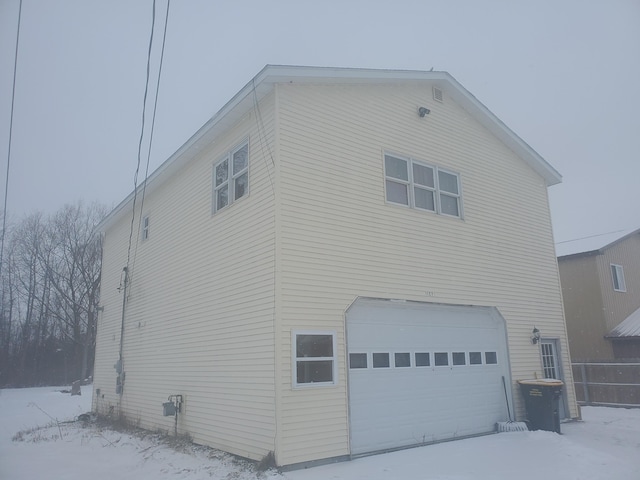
[346,298,512,456]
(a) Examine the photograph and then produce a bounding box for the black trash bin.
[518,379,563,433]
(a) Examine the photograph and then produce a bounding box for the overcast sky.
[1,0,638,247]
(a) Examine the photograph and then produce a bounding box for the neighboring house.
[557,228,640,361]
[92,65,578,468]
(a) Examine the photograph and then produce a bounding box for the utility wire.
[124,0,158,282]
[131,0,171,272]
[251,78,276,195]
[555,229,630,245]
[0,0,23,279]
[118,0,159,390]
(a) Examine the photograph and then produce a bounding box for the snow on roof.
[556,228,639,258]
[607,306,640,339]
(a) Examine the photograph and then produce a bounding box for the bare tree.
[46,202,106,381]
[0,202,106,386]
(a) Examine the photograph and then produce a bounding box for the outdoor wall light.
[418,106,430,117]
[531,327,541,345]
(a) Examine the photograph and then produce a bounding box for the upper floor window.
[611,264,626,292]
[142,215,150,241]
[213,141,249,213]
[384,153,462,218]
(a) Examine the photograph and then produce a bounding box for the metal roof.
[556,228,640,258]
[607,306,640,339]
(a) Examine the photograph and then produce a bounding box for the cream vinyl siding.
[275,83,575,464]
[93,94,277,461]
[93,220,132,414]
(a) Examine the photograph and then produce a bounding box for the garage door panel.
[347,300,510,456]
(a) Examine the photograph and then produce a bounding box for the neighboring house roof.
[98,65,562,233]
[556,228,640,258]
[607,306,640,339]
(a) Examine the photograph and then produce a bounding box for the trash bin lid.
[518,378,564,386]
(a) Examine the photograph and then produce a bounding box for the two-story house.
[558,228,640,361]
[92,65,578,468]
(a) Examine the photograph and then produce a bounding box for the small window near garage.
[394,353,411,368]
[349,353,368,369]
[452,352,466,366]
[469,352,482,365]
[485,352,498,365]
[415,352,430,367]
[611,264,626,292]
[434,352,449,366]
[293,332,336,387]
[373,353,390,368]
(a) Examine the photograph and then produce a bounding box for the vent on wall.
[433,87,444,102]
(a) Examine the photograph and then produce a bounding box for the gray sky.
[1,0,639,246]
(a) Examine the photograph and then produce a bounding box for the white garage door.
[347,298,511,456]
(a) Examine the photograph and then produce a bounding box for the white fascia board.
[440,75,562,186]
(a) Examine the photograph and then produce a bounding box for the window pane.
[385,155,408,181]
[297,360,333,383]
[232,144,248,174]
[440,194,459,216]
[349,353,367,369]
[453,352,466,365]
[438,170,459,194]
[394,352,411,367]
[469,352,482,365]
[413,163,434,187]
[216,185,228,210]
[296,334,333,357]
[372,352,390,368]
[415,187,435,211]
[215,159,228,187]
[612,266,620,290]
[434,352,449,366]
[142,216,149,240]
[485,352,498,364]
[386,180,409,205]
[234,172,248,200]
[415,352,430,366]
[611,265,626,291]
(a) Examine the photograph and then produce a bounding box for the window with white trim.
[213,141,249,213]
[611,264,626,292]
[142,215,150,241]
[384,153,462,218]
[293,331,337,387]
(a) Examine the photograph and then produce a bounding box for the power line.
[132,0,171,272]
[555,229,630,245]
[124,0,158,281]
[0,0,23,279]
[118,0,161,395]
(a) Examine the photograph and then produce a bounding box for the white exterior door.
[346,299,512,456]
[540,339,568,419]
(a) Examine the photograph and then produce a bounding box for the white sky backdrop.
[1,0,639,246]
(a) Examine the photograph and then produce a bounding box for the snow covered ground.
[1,386,638,480]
